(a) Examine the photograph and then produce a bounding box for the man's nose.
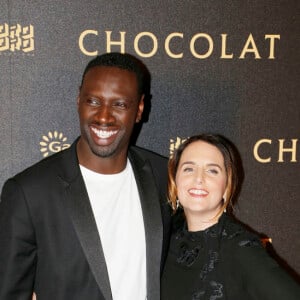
[96,105,115,124]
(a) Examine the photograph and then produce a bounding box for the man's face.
[77,66,144,160]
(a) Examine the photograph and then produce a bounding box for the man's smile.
[91,126,118,139]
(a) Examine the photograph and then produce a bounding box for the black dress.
[161,213,300,300]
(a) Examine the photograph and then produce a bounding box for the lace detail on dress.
[199,251,219,280]
[192,281,224,300]
[221,227,244,240]
[177,243,201,267]
[239,238,260,247]
[168,213,259,300]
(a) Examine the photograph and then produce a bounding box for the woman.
[161,134,300,300]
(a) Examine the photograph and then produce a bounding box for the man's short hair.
[81,52,148,96]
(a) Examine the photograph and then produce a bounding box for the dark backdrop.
[1,0,299,275]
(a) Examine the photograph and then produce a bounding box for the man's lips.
[91,126,118,139]
[188,188,209,197]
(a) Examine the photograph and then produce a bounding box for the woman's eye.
[183,167,194,173]
[207,169,218,174]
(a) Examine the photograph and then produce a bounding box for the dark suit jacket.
[0,140,171,300]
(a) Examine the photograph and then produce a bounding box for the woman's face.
[175,140,228,222]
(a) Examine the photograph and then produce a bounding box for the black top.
[161,213,300,300]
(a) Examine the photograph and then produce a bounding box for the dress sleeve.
[236,237,300,300]
[0,179,36,300]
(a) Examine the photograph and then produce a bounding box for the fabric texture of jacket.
[0,139,171,300]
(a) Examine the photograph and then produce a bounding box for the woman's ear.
[223,188,228,202]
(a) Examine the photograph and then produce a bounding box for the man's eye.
[114,102,128,109]
[86,98,99,106]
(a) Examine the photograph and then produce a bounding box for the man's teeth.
[91,127,118,138]
[189,189,208,195]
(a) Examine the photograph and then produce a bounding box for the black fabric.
[161,213,300,300]
[0,140,171,300]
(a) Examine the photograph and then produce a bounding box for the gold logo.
[253,138,298,163]
[40,131,71,157]
[79,30,280,59]
[0,23,34,54]
[169,137,187,157]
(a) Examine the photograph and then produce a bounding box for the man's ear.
[136,95,144,123]
[76,96,80,111]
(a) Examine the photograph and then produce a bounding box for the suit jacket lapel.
[57,142,163,300]
[129,148,163,300]
[58,141,112,300]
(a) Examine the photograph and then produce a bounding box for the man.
[0,53,171,300]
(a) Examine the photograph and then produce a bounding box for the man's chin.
[91,146,117,158]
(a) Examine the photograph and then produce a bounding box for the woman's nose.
[195,169,203,184]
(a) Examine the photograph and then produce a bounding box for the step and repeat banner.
[1,1,299,275]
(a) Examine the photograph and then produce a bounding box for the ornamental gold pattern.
[0,23,34,53]
[40,131,70,157]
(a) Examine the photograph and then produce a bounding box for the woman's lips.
[188,188,209,197]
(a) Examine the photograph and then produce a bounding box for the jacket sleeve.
[236,238,300,300]
[0,179,36,300]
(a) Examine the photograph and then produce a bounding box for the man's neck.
[76,139,128,174]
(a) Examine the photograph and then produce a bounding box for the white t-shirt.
[80,161,146,300]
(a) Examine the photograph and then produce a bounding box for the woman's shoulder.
[220,215,300,299]
[220,214,263,252]
[220,214,280,276]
